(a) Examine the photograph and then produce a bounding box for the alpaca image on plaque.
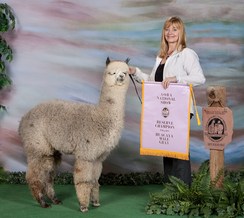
[18,57,130,212]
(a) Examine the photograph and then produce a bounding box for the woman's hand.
[129,66,136,74]
[162,76,177,89]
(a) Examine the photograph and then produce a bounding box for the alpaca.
[18,57,130,212]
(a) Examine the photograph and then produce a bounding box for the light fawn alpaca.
[18,57,130,212]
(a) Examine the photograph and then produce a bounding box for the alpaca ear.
[106,57,111,66]
[125,58,130,64]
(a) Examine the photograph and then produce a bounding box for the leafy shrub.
[146,161,244,217]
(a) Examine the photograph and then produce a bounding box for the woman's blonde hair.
[159,16,187,58]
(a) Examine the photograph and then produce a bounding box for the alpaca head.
[103,57,130,87]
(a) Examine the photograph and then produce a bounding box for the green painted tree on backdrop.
[0,3,15,111]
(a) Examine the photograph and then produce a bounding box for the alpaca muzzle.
[116,72,127,84]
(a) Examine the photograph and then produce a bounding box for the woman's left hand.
[162,76,177,89]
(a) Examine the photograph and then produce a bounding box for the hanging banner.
[140,81,191,160]
[202,107,233,150]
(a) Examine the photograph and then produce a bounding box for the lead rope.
[129,74,142,104]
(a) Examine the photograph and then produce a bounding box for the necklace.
[166,50,174,59]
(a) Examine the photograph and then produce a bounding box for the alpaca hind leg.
[73,159,94,212]
[26,158,51,208]
[45,151,62,205]
[90,161,103,207]
[45,173,62,205]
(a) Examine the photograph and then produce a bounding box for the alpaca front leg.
[90,161,103,207]
[91,182,100,207]
[75,182,93,212]
[74,159,94,212]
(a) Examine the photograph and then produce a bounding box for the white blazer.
[132,48,206,113]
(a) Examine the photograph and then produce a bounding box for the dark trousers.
[163,157,192,186]
[163,113,193,186]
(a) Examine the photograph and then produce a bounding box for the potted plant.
[0,3,16,111]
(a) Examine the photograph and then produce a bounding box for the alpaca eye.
[108,71,116,75]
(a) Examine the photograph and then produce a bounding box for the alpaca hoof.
[92,201,100,207]
[38,196,51,208]
[52,198,62,205]
[80,205,88,213]
[40,202,51,208]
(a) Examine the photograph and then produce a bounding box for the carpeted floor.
[0,184,184,218]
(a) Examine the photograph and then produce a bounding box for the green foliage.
[0,166,8,183]
[216,176,244,217]
[0,170,164,185]
[146,160,244,217]
[0,3,15,32]
[99,172,164,185]
[0,3,16,109]
[54,172,74,185]
[5,171,27,184]
[0,3,15,73]
[0,71,11,89]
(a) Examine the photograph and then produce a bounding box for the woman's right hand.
[129,66,136,74]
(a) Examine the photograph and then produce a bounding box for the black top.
[155,63,164,82]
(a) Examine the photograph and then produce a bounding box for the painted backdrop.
[1,0,244,173]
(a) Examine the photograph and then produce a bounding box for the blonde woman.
[129,16,206,185]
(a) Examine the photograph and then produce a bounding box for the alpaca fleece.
[18,58,130,212]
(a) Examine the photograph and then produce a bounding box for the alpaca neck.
[98,83,127,114]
